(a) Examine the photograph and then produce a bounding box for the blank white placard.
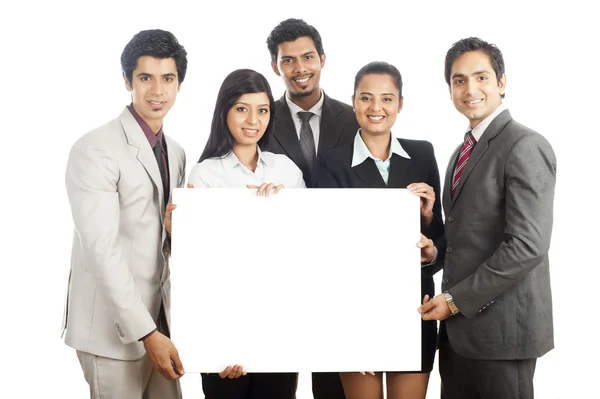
[170,188,422,373]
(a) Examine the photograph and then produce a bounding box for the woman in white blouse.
[171,69,303,399]
[187,69,305,193]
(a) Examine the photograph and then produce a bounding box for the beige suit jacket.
[62,107,186,360]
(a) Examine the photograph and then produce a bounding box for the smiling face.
[271,36,325,101]
[125,56,180,133]
[353,73,403,137]
[227,92,271,149]
[449,50,506,128]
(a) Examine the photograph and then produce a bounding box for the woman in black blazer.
[317,61,444,399]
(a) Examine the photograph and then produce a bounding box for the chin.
[290,88,315,98]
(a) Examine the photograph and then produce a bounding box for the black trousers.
[201,372,297,399]
[312,372,346,399]
[439,329,537,399]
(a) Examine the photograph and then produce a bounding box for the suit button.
[447,216,454,223]
[446,247,452,253]
[442,278,449,284]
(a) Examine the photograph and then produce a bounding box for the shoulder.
[262,152,301,172]
[397,138,435,156]
[69,117,122,161]
[505,121,556,162]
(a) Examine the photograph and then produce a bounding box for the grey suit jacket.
[62,107,186,360]
[437,109,556,360]
[267,92,359,187]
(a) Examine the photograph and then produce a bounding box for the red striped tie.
[452,132,476,197]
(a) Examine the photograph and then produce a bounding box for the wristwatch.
[444,291,459,316]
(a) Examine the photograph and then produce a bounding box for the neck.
[362,131,391,160]
[233,144,259,172]
[132,103,162,134]
[289,88,321,111]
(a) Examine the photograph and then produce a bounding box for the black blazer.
[266,92,359,188]
[317,137,444,241]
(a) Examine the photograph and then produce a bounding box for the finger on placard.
[422,294,430,305]
[219,366,232,379]
[172,351,184,376]
[264,183,275,197]
[187,183,195,188]
[274,184,284,194]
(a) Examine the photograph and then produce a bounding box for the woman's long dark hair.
[198,69,275,162]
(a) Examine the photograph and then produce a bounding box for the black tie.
[297,111,317,170]
[153,140,168,203]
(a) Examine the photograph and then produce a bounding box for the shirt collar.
[127,103,164,147]
[285,90,324,118]
[222,146,269,169]
[470,103,506,142]
[351,129,411,167]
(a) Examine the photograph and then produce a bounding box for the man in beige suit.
[63,29,188,398]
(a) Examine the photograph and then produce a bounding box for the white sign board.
[170,188,422,373]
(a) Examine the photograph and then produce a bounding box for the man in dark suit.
[265,18,358,399]
[418,37,556,399]
[266,18,359,189]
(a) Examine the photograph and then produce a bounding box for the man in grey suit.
[266,18,359,189]
[418,37,556,398]
[63,29,188,398]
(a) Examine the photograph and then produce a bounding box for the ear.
[177,82,182,93]
[320,53,326,68]
[123,73,133,92]
[398,96,404,113]
[498,73,506,96]
[351,95,355,111]
[448,84,453,100]
[271,61,280,77]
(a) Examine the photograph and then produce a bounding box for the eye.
[478,75,488,81]
[305,55,313,60]
[258,108,269,114]
[140,76,150,81]
[383,97,393,102]
[453,78,464,85]
[360,96,371,101]
[164,76,175,82]
[236,107,248,112]
[282,59,292,64]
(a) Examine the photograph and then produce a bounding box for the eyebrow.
[451,70,491,79]
[359,91,396,96]
[136,72,177,78]
[281,51,316,59]
[234,102,270,107]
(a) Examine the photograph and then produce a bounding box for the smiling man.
[417,37,556,399]
[266,18,359,188]
[63,29,188,399]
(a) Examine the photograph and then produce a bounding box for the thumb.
[171,351,184,376]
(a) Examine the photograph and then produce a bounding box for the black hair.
[121,29,188,85]
[266,18,324,62]
[445,37,505,98]
[354,61,403,97]
[199,69,275,162]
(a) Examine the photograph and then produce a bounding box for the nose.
[150,79,164,96]
[370,98,383,112]
[294,59,307,74]
[246,110,258,125]
[465,78,478,95]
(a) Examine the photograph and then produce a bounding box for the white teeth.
[295,77,309,83]
[243,128,258,134]
[368,116,384,121]
[150,101,162,105]
[467,99,482,104]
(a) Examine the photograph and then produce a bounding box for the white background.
[2,0,598,397]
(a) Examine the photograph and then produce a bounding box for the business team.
[63,18,556,399]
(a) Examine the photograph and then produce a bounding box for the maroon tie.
[452,131,476,197]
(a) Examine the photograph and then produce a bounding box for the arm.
[449,133,556,318]
[65,142,155,343]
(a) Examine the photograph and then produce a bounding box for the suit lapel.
[443,145,461,212]
[273,95,308,171]
[352,159,387,188]
[165,136,179,194]
[120,108,165,213]
[449,109,513,209]
[387,150,413,188]
[318,93,346,154]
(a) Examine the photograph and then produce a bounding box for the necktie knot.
[298,111,314,123]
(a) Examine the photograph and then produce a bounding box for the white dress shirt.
[188,147,306,188]
[351,130,411,184]
[470,103,506,141]
[285,90,324,151]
